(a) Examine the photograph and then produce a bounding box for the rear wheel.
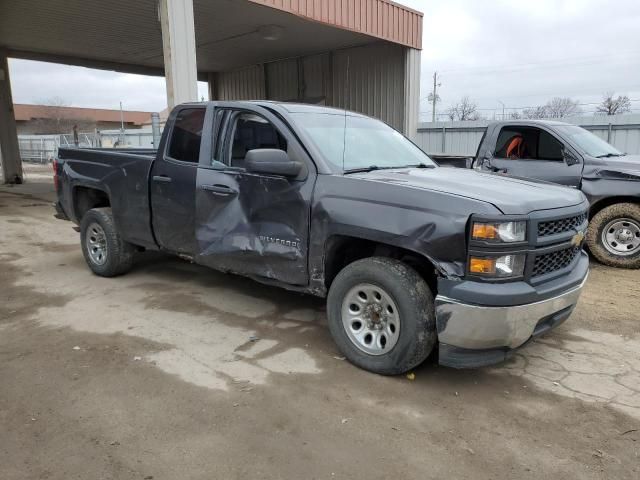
[586,203,640,269]
[80,208,135,277]
[327,257,436,375]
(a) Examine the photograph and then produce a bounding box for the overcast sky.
[8,0,640,120]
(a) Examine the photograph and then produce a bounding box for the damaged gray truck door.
[194,104,314,285]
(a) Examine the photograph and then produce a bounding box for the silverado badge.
[571,230,585,247]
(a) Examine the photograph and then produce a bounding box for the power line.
[436,50,640,75]
[420,99,640,113]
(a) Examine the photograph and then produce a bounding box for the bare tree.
[522,106,548,119]
[520,97,581,119]
[446,96,480,121]
[31,97,93,134]
[544,97,582,118]
[597,92,632,116]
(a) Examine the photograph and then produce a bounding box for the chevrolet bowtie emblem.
[571,230,585,247]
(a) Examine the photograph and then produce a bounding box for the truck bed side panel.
[57,148,157,249]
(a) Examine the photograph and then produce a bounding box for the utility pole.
[431,71,441,123]
[119,101,125,146]
[497,100,505,120]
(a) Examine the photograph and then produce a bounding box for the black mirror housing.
[562,148,580,166]
[245,149,302,178]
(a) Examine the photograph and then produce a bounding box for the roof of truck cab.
[249,101,369,117]
[489,119,571,127]
[174,100,372,119]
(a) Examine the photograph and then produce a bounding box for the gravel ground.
[1,164,639,479]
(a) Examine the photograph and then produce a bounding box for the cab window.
[538,130,564,160]
[167,108,206,163]
[226,112,287,169]
[495,126,563,161]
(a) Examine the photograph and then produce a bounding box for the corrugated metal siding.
[249,0,423,49]
[332,43,406,130]
[415,115,640,156]
[610,127,640,154]
[415,127,486,156]
[302,53,330,100]
[217,42,408,131]
[216,65,266,100]
[266,59,299,101]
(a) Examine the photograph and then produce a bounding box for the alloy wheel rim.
[602,218,640,256]
[86,223,108,265]
[341,283,400,356]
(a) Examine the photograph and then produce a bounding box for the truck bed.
[56,147,158,249]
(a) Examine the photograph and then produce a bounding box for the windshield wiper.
[596,153,625,158]
[344,165,381,174]
[407,163,436,169]
[344,163,435,174]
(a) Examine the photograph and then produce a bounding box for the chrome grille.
[538,213,588,237]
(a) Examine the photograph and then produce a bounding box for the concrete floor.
[1,165,639,479]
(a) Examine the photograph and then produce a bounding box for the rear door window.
[167,108,206,163]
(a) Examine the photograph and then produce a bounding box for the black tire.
[327,257,436,375]
[586,203,640,269]
[80,207,135,277]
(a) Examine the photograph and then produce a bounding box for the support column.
[0,51,22,184]
[403,48,421,141]
[207,72,217,101]
[159,0,198,108]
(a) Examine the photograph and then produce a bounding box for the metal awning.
[0,0,422,76]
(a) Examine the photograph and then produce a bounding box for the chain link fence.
[18,129,156,164]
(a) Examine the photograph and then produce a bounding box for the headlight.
[472,221,526,243]
[469,254,526,278]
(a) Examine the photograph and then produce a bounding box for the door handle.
[200,184,238,196]
[152,175,172,183]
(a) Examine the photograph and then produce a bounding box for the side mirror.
[479,151,493,169]
[245,149,302,178]
[563,147,580,166]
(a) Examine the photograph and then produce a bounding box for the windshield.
[293,113,435,171]
[556,125,624,158]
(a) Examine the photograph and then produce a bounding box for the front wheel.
[586,203,640,269]
[326,257,437,375]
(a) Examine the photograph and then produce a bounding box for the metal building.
[0,0,423,183]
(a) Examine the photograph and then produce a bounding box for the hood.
[584,155,640,181]
[350,167,586,215]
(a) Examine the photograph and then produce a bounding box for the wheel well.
[324,236,438,293]
[73,187,110,221]
[589,196,640,219]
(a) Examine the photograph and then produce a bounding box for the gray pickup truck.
[440,120,640,268]
[54,102,589,374]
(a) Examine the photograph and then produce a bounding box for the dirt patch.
[28,241,79,254]
[1,178,639,480]
[0,254,71,323]
[571,262,640,337]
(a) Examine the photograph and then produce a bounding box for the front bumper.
[435,257,588,368]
